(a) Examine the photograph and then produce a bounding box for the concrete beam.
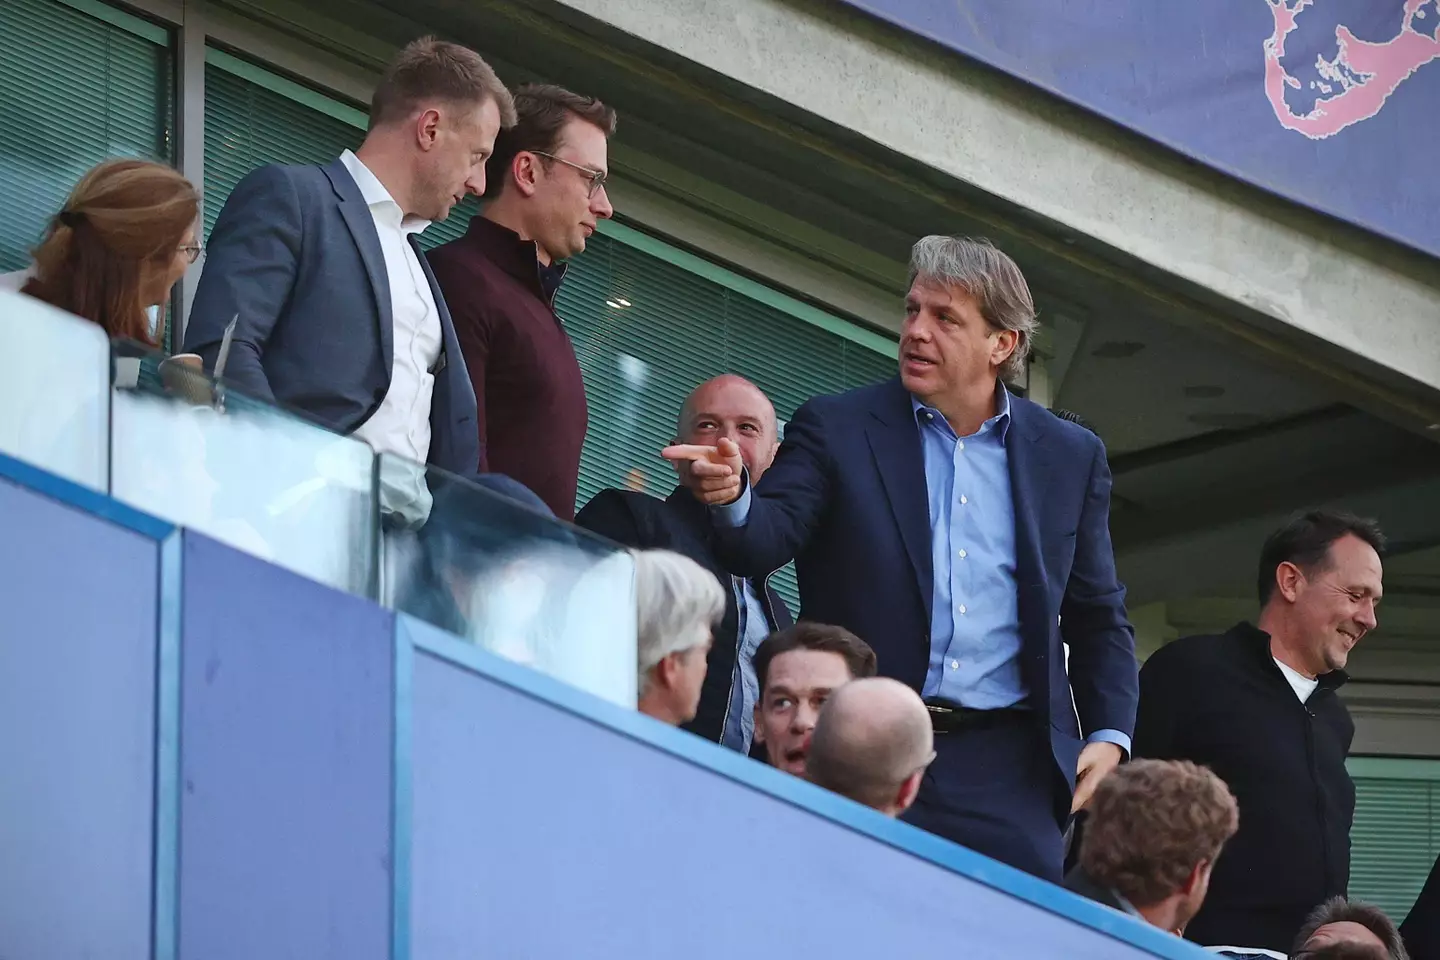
[539,0,1440,424]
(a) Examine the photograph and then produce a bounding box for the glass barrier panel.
[109,343,378,597]
[0,290,110,490]
[381,456,637,708]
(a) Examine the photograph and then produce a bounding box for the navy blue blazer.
[712,377,1138,790]
[184,159,479,475]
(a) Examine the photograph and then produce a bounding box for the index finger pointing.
[661,443,719,463]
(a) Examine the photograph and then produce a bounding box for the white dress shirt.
[339,150,443,525]
[339,150,442,464]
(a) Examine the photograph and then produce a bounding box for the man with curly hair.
[1065,759,1238,937]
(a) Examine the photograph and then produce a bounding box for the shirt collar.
[1234,621,1350,691]
[1110,888,1144,919]
[910,381,1012,441]
[339,150,431,235]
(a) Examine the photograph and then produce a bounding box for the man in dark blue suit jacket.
[184,38,515,481]
[666,236,1138,882]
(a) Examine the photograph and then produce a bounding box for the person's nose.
[1357,599,1378,631]
[904,314,934,343]
[793,703,819,734]
[591,185,614,220]
[465,167,486,198]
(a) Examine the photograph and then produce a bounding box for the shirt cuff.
[1087,729,1131,757]
[710,471,752,528]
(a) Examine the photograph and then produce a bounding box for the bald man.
[577,375,794,751]
[806,678,936,818]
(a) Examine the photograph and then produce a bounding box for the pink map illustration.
[1264,0,1440,137]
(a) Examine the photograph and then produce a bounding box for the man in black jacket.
[1402,853,1439,960]
[577,375,793,751]
[1135,510,1385,953]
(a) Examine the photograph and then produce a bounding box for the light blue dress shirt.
[715,387,1129,754]
[720,578,773,753]
[913,389,1129,755]
[915,392,1024,706]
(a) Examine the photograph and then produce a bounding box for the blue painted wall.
[1,452,1206,960]
[0,476,162,960]
[405,618,1205,960]
[177,532,395,960]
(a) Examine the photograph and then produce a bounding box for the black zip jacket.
[1135,622,1355,953]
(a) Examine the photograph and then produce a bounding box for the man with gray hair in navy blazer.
[185,38,516,494]
[665,236,1139,883]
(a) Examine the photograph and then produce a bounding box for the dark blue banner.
[840,0,1440,259]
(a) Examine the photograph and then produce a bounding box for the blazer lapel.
[324,159,393,374]
[411,236,460,378]
[1006,399,1057,664]
[865,379,934,624]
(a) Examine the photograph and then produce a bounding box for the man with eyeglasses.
[429,84,616,520]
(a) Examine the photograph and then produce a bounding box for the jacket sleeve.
[574,489,643,548]
[183,165,302,403]
[1059,436,1140,740]
[711,398,834,578]
[430,254,494,474]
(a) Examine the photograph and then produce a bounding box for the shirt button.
[924,412,934,421]
[958,549,967,558]
[958,441,965,451]
[958,604,967,615]
[960,495,968,505]
[950,659,960,670]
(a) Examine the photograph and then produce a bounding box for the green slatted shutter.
[557,228,896,611]
[202,50,479,250]
[203,60,362,239]
[0,0,173,272]
[1347,759,1440,920]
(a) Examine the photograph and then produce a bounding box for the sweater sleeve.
[431,255,493,473]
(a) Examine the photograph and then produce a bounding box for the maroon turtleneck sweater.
[427,216,589,520]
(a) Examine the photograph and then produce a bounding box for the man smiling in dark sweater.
[1135,510,1386,954]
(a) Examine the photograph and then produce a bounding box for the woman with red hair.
[18,158,200,347]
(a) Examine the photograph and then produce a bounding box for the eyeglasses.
[179,243,203,264]
[530,151,608,198]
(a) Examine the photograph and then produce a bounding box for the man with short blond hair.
[1067,759,1238,936]
[187,37,514,483]
[430,83,617,519]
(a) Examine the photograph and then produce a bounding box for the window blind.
[0,0,172,273]
[556,228,896,610]
[1347,759,1440,921]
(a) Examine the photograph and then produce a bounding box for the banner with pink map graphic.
[836,0,1440,259]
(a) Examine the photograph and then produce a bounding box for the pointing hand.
[661,437,745,505]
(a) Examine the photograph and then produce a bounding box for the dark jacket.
[576,486,793,743]
[185,159,478,475]
[1403,852,1440,960]
[427,217,588,520]
[1063,867,1136,916]
[709,378,1138,792]
[1135,622,1355,953]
